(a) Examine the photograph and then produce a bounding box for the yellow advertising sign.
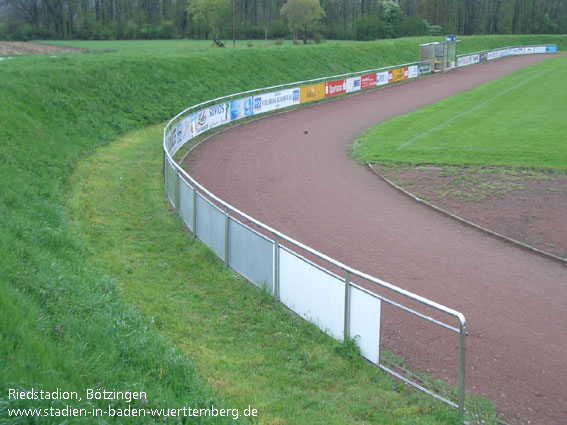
[391,68,407,82]
[300,83,326,104]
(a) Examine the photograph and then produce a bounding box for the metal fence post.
[344,270,350,340]
[458,319,467,418]
[224,206,229,267]
[273,234,280,301]
[174,172,180,213]
[192,186,197,235]
[163,150,166,193]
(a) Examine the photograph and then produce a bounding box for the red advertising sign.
[360,73,377,89]
[325,79,346,97]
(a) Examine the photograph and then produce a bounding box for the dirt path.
[0,41,84,56]
[185,55,567,425]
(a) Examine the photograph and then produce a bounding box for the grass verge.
[65,123,497,424]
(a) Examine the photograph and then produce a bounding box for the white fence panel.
[165,160,176,206]
[228,218,274,292]
[349,286,381,364]
[178,178,195,232]
[279,247,345,340]
[195,194,226,260]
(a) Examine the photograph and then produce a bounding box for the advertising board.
[487,51,499,60]
[389,67,407,82]
[546,45,557,53]
[346,77,361,93]
[253,88,300,114]
[360,73,377,89]
[325,79,346,97]
[418,63,431,75]
[376,71,389,86]
[207,102,231,129]
[169,115,193,155]
[300,83,326,103]
[195,108,209,136]
[230,97,253,121]
[407,65,419,79]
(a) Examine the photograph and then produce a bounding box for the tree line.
[1,0,565,42]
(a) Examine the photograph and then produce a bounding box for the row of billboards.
[457,45,557,68]
[166,44,556,157]
[165,63,431,156]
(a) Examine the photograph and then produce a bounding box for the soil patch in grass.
[374,164,567,259]
[0,41,85,55]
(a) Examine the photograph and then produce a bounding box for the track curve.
[185,55,567,425]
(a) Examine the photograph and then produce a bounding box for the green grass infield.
[352,56,567,171]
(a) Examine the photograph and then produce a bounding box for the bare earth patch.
[374,164,567,260]
[0,41,85,56]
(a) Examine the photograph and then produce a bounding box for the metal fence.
[162,44,556,419]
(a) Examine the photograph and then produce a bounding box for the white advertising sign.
[346,76,361,93]
[376,71,389,86]
[230,97,253,121]
[535,46,546,54]
[169,115,193,155]
[458,56,471,67]
[194,103,231,136]
[407,65,419,79]
[253,88,300,114]
[195,108,209,136]
[207,102,231,130]
[487,51,499,61]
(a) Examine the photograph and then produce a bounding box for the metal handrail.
[161,49,563,418]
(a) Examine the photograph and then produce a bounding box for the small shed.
[419,36,460,72]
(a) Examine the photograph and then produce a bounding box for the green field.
[34,33,567,56]
[3,36,563,424]
[352,56,567,171]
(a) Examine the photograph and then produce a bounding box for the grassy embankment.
[351,55,567,170]
[3,35,564,424]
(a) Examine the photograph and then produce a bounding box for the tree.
[187,0,231,47]
[280,0,324,44]
[377,0,400,38]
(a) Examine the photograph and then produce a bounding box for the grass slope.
[351,56,567,171]
[1,36,553,424]
[65,123,484,424]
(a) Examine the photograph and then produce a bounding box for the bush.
[156,21,176,39]
[399,15,428,37]
[355,16,381,41]
[324,23,355,40]
[313,32,324,44]
[269,19,288,39]
[425,21,444,36]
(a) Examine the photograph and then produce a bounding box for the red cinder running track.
[185,54,567,425]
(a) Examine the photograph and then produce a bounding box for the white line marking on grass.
[396,68,554,151]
